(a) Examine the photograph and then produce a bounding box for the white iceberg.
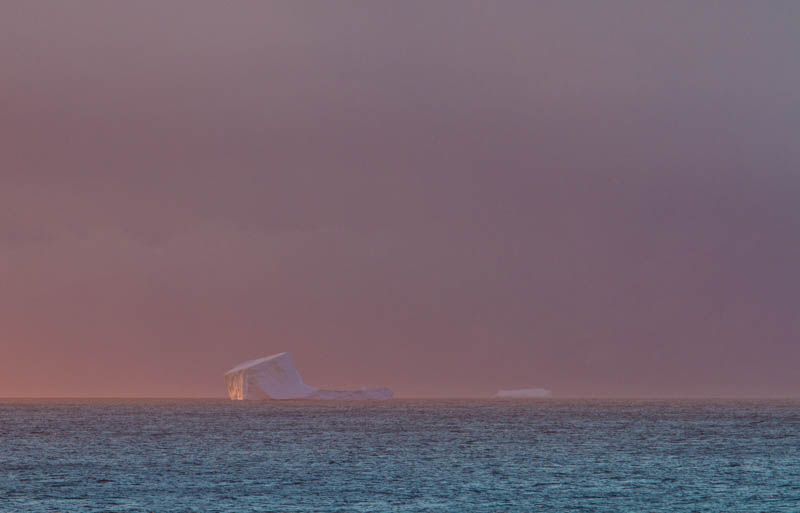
[496,388,552,398]
[224,352,393,401]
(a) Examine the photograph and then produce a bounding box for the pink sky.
[2,1,799,398]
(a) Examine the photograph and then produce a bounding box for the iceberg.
[224,352,393,401]
[496,388,552,398]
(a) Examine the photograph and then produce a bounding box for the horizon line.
[2,395,800,401]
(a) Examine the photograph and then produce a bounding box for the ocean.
[1,399,799,512]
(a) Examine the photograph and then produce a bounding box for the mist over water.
[2,399,799,512]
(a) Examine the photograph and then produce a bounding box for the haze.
[2,1,799,398]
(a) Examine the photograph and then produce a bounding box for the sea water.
[1,399,799,512]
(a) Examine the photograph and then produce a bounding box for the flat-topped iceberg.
[496,388,552,398]
[225,352,393,401]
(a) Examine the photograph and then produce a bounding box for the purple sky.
[2,1,799,397]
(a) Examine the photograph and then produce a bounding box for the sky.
[2,1,799,398]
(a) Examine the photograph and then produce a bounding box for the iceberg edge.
[224,352,393,401]
[495,388,552,398]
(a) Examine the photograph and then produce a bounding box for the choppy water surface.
[1,399,799,512]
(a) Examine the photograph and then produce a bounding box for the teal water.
[1,399,799,512]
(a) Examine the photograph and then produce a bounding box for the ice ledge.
[496,388,552,398]
[224,352,393,401]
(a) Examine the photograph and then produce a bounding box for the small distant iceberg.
[496,388,552,398]
[225,352,393,401]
